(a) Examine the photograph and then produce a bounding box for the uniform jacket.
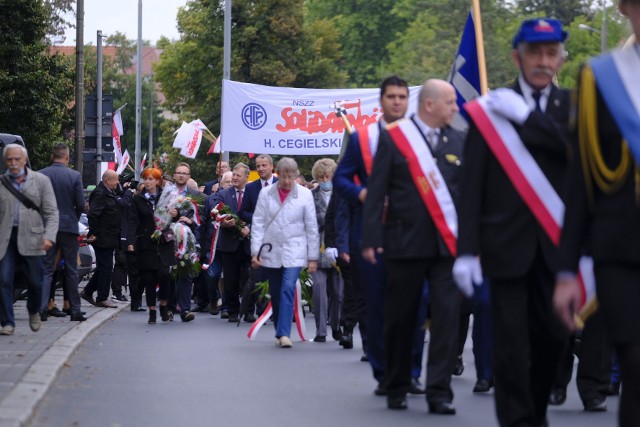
[250,183,319,268]
[457,83,571,278]
[362,116,465,259]
[0,169,59,258]
[87,182,121,249]
[38,162,85,234]
[127,190,176,270]
[211,185,253,254]
[558,70,640,271]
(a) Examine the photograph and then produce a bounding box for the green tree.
[0,0,75,169]
[516,0,592,25]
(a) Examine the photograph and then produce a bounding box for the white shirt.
[518,76,552,113]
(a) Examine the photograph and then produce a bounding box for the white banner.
[112,108,124,163]
[221,80,420,155]
[116,149,131,175]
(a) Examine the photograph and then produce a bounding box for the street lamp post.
[579,1,608,54]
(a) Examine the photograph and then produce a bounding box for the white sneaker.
[0,325,15,335]
[278,336,293,348]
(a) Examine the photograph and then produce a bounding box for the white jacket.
[251,183,319,268]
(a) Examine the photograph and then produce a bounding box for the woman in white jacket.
[251,158,319,348]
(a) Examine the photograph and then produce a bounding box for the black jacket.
[362,116,465,259]
[88,182,121,249]
[457,83,571,278]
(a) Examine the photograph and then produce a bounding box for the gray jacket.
[0,169,59,258]
[38,162,85,234]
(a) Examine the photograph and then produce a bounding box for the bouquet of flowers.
[210,201,246,232]
[152,186,203,240]
[171,222,201,278]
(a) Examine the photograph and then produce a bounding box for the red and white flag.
[140,152,147,169]
[112,106,125,163]
[207,134,221,155]
[116,149,131,175]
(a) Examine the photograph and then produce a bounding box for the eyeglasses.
[5,157,23,162]
[174,172,190,176]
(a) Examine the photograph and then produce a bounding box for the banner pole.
[472,0,488,95]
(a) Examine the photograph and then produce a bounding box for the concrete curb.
[0,304,128,427]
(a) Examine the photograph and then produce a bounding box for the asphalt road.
[28,310,618,427]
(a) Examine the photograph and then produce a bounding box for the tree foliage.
[0,0,75,169]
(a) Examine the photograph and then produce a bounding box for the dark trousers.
[124,252,142,309]
[490,249,566,427]
[84,246,114,303]
[457,279,493,382]
[553,309,611,404]
[141,267,170,308]
[342,256,367,349]
[383,256,459,403]
[220,246,250,316]
[110,249,129,297]
[41,232,82,316]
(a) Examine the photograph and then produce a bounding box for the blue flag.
[448,11,482,131]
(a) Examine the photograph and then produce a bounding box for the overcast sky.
[63,0,188,45]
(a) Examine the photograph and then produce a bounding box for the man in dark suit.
[203,160,230,196]
[82,170,122,308]
[212,163,252,322]
[362,79,465,412]
[242,154,278,321]
[39,144,86,321]
[555,2,640,423]
[454,18,571,426]
[334,75,427,394]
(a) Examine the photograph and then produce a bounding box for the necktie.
[532,91,542,113]
[237,190,243,210]
[427,129,439,150]
[264,181,269,188]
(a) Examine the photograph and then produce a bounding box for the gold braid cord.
[578,65,632,204]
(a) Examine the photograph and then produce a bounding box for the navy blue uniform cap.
[512,18,568,48]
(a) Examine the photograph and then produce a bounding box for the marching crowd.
[1,3,640,426]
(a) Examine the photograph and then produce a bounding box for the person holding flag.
[554,1,640,424]
[454,18,571,426]
[362,79,464,412]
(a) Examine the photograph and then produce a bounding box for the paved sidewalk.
[0,294,128,427]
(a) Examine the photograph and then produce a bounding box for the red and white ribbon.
[465,98,564,245]
[247,279,307,341]
[387,119,458,256]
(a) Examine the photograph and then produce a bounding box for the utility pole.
[221,0,231,163]
[96,30,103,185]
[74,0,84,171]
[149,87,153,166]
[134,0,143,180]
[601,0,608,54]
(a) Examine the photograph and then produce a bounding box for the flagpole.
[472,0,488,95]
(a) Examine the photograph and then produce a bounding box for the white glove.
[452,256,483,298]
[486,88,531,125]
[324,247,338,263]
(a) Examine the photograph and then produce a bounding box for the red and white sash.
[387,119,458,256]
[465,97,564,245]
[357,122,379,177]
[247,279,307,341]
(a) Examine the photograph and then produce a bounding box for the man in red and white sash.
[362,79,465,412]
[555,1,640,424]
[454,18,572,426]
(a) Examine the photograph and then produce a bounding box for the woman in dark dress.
[127,168,176,324]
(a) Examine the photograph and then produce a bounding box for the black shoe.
[473,379,493,393]
[111,294,128,302]
[180,311,195,322]
[80,290,96,306]
[605,381,620,396]
[159,306,173,322]
[209,305,220,315]
[387,395,408,410]
[374,385,388,396]
[453,356,464,376]
[148,309,157,324]
[313,335,326,342]
[220,310,230,319]
[131,306,147,312]
[228,314,239,323]
[584,398,607,412]
[428,401,456,415]
[63,308,86,315]
[339,333,353,349]
[331,329,342,341]
[549,387,567,406]
[244,314,257,323]
[40,311,48,322]
[409,378,426,395]
[48,307,67,317]
[70,314,87,321]
[360,353,369,362]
